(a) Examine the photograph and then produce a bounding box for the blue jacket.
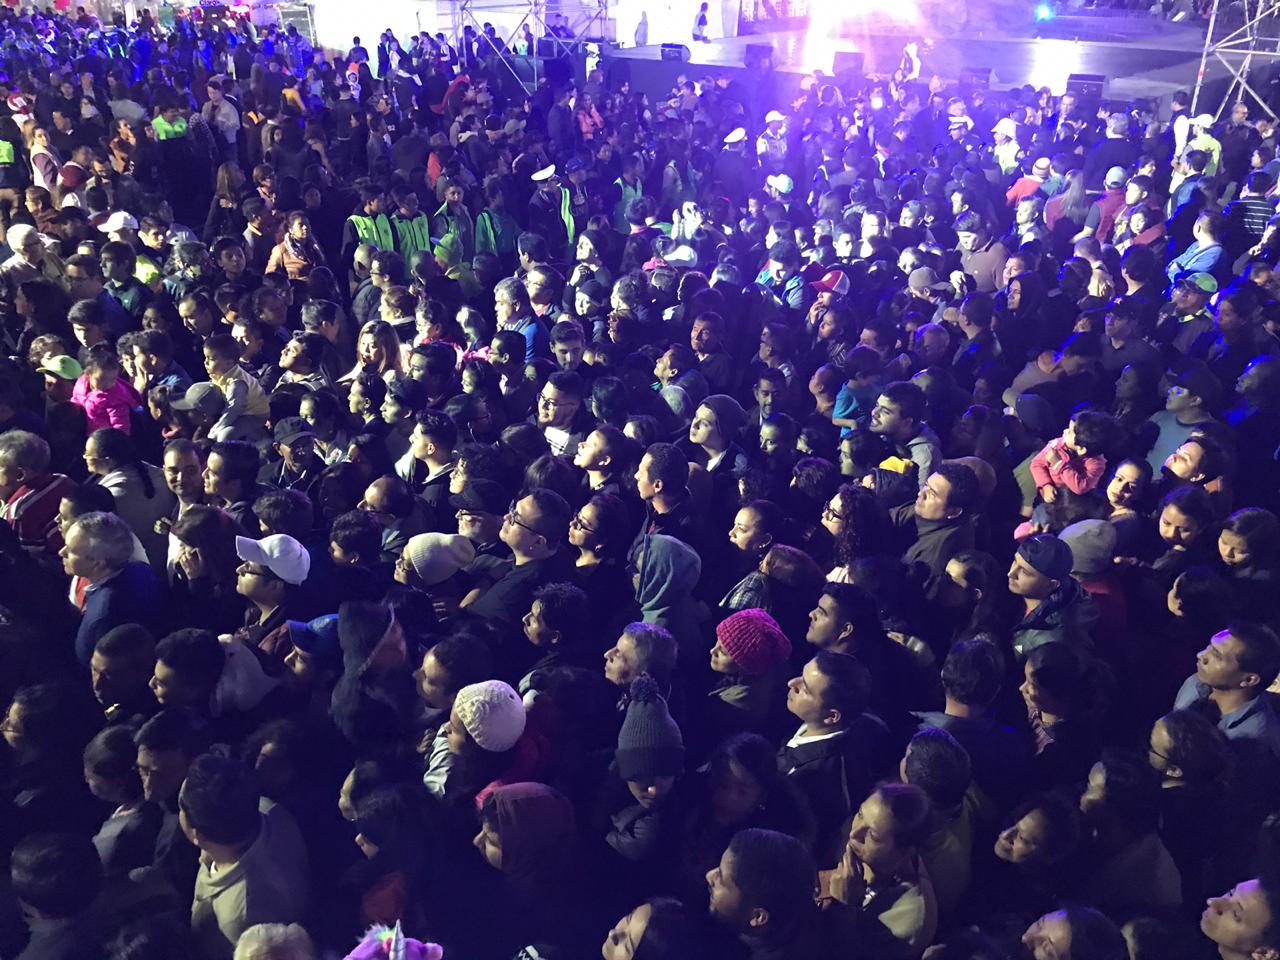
[75,562,164,665]
[1165,240,1227,284]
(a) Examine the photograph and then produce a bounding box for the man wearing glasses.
[536,370,587,457]
[233,532,312,665]
[463,488,572,628]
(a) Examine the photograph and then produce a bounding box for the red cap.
[810,270,850,296]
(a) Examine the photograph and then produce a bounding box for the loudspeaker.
[960,66,992,90]
[745,43,773,68]
[832,51,865,78]
[1066,72,1106,99]
[661,43,691,61]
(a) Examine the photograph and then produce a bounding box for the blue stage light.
[1034,3,1055,19]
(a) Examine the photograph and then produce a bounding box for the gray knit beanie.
[615,675,684,781]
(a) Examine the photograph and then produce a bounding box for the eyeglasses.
[538,393,567,408]
[506,501,542,539]
[237,562,279,582]
[569,513,596,534]
[822,504,843,522]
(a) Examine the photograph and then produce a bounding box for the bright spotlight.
[1034,3,1055,20]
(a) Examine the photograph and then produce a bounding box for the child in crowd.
[202,332,269,440]
[1029,409,1115,506]
[72,349,141,434]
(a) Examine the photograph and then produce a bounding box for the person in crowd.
[0,15,1279,960]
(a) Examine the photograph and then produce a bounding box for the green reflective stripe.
[350,214,395,252]
[0,141,14,165]
[394,214,432,259]
[560,187,575,245]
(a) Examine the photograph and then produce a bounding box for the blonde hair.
[233,924,315,960]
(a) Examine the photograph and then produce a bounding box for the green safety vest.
[152,115,188,141]
[0,141,14,165]
[558,186,576,247]
[392,213,432,261]
[349,213,396,252]
[613,176,643,233]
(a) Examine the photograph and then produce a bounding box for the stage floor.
[614,14,1209,99]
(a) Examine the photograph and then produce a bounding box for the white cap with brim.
[723,127,747,144]
[766,173,794,194]
[1192,113,1216,128]
[235,534,311,586]
[98,210,139,233]
[531,164,557,182]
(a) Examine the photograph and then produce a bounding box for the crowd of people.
[2,3,1280,960]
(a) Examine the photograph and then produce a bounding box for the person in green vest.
[431,181,475,261]
[611,153,644,234]
[341,183,395,274]
[527,164,575,261]
[152,104,189,141]
[475,175,520,272]
[390,184,432,263]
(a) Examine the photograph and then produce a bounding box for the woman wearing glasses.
[821,483,892,584]
[568,493,633,639]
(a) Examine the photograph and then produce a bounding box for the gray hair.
[69,512,134,571]
[621,621,678,679]
[5,224,35,251]
[233,924,315,960]
[0,430,50,473]
[494,276,530,309]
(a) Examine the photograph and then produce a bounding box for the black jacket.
[778,713,894,868]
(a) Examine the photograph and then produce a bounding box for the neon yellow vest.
[349,213,395,252]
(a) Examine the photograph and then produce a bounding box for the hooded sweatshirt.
[636,533,703,662]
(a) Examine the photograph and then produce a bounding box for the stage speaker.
[661,43,691,62]
[745,43,773,69]
[960,66,991,90]
[832,51,865,78]
[1066,73,1106,99]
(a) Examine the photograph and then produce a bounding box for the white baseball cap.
[765,110,786,124]
[97,210,139,233]
[236,534,311,586]
[766,173,794,195]
[992,117,1018,139]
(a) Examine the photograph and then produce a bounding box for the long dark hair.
[831,483,890,567]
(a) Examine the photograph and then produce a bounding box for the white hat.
[454,680,526,752]
[664,245,698,268]
[765,109,786,124]
[236,534,311,586]
[98,210,139,233]
[723,127,747,144]
[531,164,557,182]
[948,115,974,129]
[403,533,475,586]
[992,117,1018,139]
[766,173,794,195]
[1192,113,1216,128]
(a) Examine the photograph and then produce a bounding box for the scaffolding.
[1191,0,1280,119]
[452,0,611,90]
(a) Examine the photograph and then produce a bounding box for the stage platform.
[606,13,1210,103]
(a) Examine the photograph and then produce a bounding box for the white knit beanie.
[453,680,525,752]
[404,533,476,586]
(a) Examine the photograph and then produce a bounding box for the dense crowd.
[1,4,1280,960]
